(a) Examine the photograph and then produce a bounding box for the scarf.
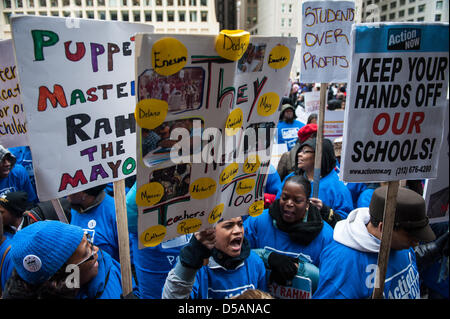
[77,249,112,299]
[269,199,324,246]
[211,238,251,270]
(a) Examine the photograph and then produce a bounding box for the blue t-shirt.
[0,164,38,203]
[191,251,267,299]
[0,236,14,292]
[70,193,120,262]
[277,171,354,219]
[244,209,333,267]
[313,242,421,299]
[277,120,304,151]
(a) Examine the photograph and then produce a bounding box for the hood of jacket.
[295,137,336,177]
[333,207,380,253]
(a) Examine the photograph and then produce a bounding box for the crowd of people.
[0,79,448,300]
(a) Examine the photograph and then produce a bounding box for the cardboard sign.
[135,34,297,246]
[11,16,154,200]
[340,23,449,183]
[300,0,355,83]
[0,39,28,148]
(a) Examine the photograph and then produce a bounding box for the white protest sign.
[423,100,449,223]
[134,33,296,246]
[11,16,154,200]
[0,39,28,148]
[341,23,449,183]
[300,0,355,83]
[304,91,321,113]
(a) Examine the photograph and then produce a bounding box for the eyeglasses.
[298,149,314,154]
[75,234,96,267]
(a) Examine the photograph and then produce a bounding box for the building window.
[399,0,405,5]
[132,0,139,5]
[87,11,94,18]
[417,16,424,21]
[155,0,162,5]
[39,0,46,7]
[418,4,425,12]
[435,14,441,21]
[178,10,185,21]
[189,0,196,5]
[408,0,415,3]
[167,0,173,5]
[189,10,197,21]
[390,1,396,9]
[281,18,284,27]
[3,0,11,8]
[380,15,386,21]
[97,0,105,5]
[27,0,34,7]
[398,9,404,17]
[75,0,81,5]
[144,10,152,21]
[167,10,174,21]
[133,10,140,21]
[98,10,106,19]
[436,1,443,9]
[281,3,285,13]
[289,4,292,12]
[178,0,185,5]
[110,11,118,20]
[122,11,129,21]
[381,4,387,11]
[50,10,58,16]
[16,0,23,7]
[39,11,47,15]
[200,10,207,22]
[408,7,414,15]
[389,12,395,20]
[156,10,163,21]
[86,0,94,6]
[200,0,206,5]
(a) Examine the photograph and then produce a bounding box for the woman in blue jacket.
[277,137,353,222]
[162,217,266,299]
[245,175,333,297]
[2,220,127,299]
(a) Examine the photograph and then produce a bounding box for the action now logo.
[387,28,421,50]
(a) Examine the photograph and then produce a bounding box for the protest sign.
[0,39,28,148]
[340,23,449,183]
[134,33,296,246]
[11,16,154,201]
[303,90,321,113]
[424,100,449,223]
[296,106,344,141]
[300,0,355,83]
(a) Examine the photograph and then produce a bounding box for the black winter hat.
[0,191,32,218]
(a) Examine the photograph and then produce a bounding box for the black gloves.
[415,231,449,272]
[268,252,299,285]
[179,234,212,269]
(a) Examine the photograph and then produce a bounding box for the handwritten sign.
[0,39,28,148]
[300,0,355,83]
[135,34,297,246]
[11,16,154,200]
[340,23,449,183]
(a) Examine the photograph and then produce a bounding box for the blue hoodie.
[0,235,14,292]
[313,208,421,299]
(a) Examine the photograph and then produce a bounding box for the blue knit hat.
[10,220,85,285]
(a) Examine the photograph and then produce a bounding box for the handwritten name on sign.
[152,37,188,76]
[215,30,250,61]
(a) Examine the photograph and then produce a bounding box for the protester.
[313,186,436,299]
[0,191,33,235]
[126,182,190,299]
[245,175,333,294]
[22,198,72,226]
[8,146,37,196]
[162,217,266,299]
[2,220,127,299]
[277,137,354,221]
[277,123,317,181]
[276,103,304,151]
[0,213,14,295]
[68,184,121,263]
[0,145,38,203]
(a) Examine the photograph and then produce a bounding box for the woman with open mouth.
[162,217,267,299]
[244,175,334,298]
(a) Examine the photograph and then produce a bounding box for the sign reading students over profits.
[340,23,449,183]
[300,0,355,83]
[0,39,28,148]
[11,16,154,200]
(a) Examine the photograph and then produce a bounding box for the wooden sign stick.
[50,198,69,224]
[312,83,327,198]
[113,179,133,297]
[371,180,399,299]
